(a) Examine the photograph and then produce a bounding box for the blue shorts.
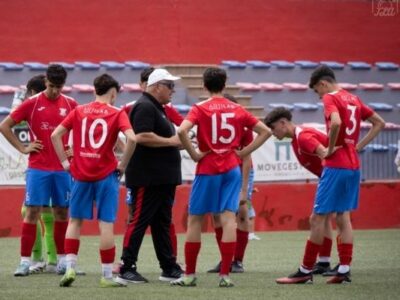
[69,172,120,223]
[314,167,360,214]
[25,168,71,207]
[189,167,242,215]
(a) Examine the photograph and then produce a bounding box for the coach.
[119,69,183,284]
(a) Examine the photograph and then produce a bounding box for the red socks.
[100,246,116,264]
[64,238,80,255]
[54,221,68,255]
[234,229,249,262]
[220,241,236,276]
[214,227,223,252]
[319,237,333,257]
[170,223,178,258]
[302,239,321,270]
[338,243,353,266]
[184,242,201,275]
[20,222,37,257]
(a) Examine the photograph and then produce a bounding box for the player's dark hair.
[264,107,292,128]
[26,74,46,95]
[140,67,155,83]
[94,74,121,96]
[203,67,226,93]
[223,93,238,103]
[309,65,336,89]
[46,64,67,85]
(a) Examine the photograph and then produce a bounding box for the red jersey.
[61,101,132,181]
[123,101,183,126]
[323,89,373,169]
[292,126,328,177]
[10,92,78,171]
[186,97,259,175]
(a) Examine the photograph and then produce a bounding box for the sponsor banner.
[0,134,28,185]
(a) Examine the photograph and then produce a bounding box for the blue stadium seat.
[0,62,24,71]
[347,61,372,70]
[50,62,75,70]
[375,62,399,71]
[388,144,399,151]
[100,61,125,70]
[270,60,295,69]
[368,102,394,111]
[294,60,318,69]
[23,62,48,71]
[365,144,389,152]
[246,60,271,69]
[75,61,100,70]
[174,104,191,114]
[293,102,319,111]
[0,107,11,115]
[125,61,151,69]
[319,61,344,70]
[268,103,294,110]
[221,60,247,68]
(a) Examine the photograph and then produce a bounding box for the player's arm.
[326,112,341,157]
[0,116,43,154]
[51,125,70,171]
[178,120,206,162]
[356,112,385,152]
[239,154,251,205]
[135,132,181,148]
[117,129,136,174]
[236,121,271,158]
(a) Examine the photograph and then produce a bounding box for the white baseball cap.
[147,69,181,86]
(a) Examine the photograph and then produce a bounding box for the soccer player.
[0,64,78,277]
[275,65,385,284]
[264,107,336,275]
[52,74,136,288]
[171,67,271,287]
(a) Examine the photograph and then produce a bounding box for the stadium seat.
[282,82,308,91]
[174,104,191,114]
[375,62,399,71]
[0,106,11,115]
[49,61,75,70]
[23,62,48,71]
[388,144,399,151]
[268,103,294,110]
[293,102,319,111]
[339,83,358,90]
[0,85,18,94]
[75,61,100,70]
[294,60,318,69]
[62,86,72,93]
[100,61,125,70]
[122,83,142,92]
[258,82,284,91]
[347,61,372,70]
[221,60,247,68]
[365,144,389,152]
[368,102,394,111]
[246,60,271,69]
[319,61,344,70]
[72,84,95,92]
[387,83,400,90]
[270,60,295,69]
[358,83,384,90]
[236,82,262,91]
[125,61,151,69]
[0,62,24,71]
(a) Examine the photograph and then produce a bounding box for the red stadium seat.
[0,85,18,94]
[258,82,284,91]
[236,82,262,91]
[72,84,95,93]
[282,82,308,91]
[358,83,384,90]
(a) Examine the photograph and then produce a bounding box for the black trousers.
[122,184,177,271]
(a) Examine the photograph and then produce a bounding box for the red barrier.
[0,182,399,237]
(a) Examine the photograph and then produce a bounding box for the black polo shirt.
[125,92,182,187]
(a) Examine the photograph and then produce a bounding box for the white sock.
[338,264,350,274]
[21,257,31,265]
[66,254,77,269]
[318,256,331,263]
[102,263,113,279]
[57,254,66,264]
[300,266,312,274]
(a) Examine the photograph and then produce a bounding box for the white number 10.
[81,117,108,149]
[211,113,235,144]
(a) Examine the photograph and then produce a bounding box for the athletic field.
[0,229,399,300]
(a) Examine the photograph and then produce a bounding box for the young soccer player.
[52,74,136,287]
[275,65,385,284]
[171,67,271,287]
[0,65,78,277]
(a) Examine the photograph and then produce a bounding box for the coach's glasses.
[158,81,175,90]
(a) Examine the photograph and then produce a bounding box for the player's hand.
[235,149,247,159]
[116,163,126,179]
[65,145,73,158]
[239,190,248,205]
[23,140,43,154]
[320,146,342,159]
[191,150,209,162]
[170,135,183,149]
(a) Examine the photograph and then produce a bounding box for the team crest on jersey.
[59,108,67,116]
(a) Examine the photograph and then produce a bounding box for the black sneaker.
[326,271,351,284]
[323,264,339,277]
[159,266,184,282]
[118,267,148,284]
[276,269,313,284]
[312,262,331,275]
[231,261,244,273]
[207,262,221,273]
